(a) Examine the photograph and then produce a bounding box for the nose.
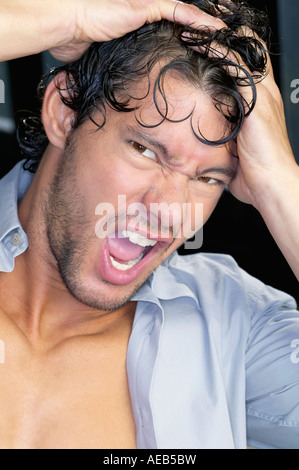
[141,167,190,238]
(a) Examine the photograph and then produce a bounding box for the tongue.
[108,232,145,262]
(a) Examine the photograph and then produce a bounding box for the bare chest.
[0,332,136,449]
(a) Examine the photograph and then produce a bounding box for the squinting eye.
[132,142,156,160]
[196,176,220,185]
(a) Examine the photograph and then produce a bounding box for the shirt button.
[11,232,22,246]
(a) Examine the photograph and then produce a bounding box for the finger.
[237,27,281,102]
[151,0,227,29]
[238,30,281,102]
[50,0,228,63]
[239,26,273,78]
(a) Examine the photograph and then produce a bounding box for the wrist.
[250,161,299,282]
[252,161,299,215]
[0,0,75,60]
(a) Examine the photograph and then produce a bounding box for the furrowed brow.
[124,125,169,157]
[200,166,237,182]
[123,124,237,182]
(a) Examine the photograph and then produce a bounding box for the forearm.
[255,163,299,282]
[0,0,73,61]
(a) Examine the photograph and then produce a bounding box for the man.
[0,0,298,449]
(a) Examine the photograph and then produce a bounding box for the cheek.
[82,156,160,216]
[76,156,137,208]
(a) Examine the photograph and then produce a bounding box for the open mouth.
[99,229,172,285]
[108,230,157,271]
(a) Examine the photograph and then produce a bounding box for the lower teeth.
[110,253,143,271]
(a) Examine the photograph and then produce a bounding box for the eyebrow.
[124,124,169,157]
[200,166,237,182]
[123,124,236,181]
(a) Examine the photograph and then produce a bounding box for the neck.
[0,252,136,348]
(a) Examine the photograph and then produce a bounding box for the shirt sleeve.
[245,275,299,449]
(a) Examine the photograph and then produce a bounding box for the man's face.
[44,75,237,311]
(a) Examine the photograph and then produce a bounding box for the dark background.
[0,0,298,303]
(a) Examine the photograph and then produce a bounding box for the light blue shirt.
[1,160,299,449]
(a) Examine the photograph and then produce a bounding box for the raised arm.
[229,59,299,282]
[0,0,225,62]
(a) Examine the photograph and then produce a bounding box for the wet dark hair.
[18,0,270,173]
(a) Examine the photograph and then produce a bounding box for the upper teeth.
[122,230,157,247]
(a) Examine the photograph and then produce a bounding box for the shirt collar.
[148,252,200,307]
[130,252,199,310]
[0,160,33,271]
[0,160,33,239]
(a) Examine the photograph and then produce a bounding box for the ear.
[42,72,76,149]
